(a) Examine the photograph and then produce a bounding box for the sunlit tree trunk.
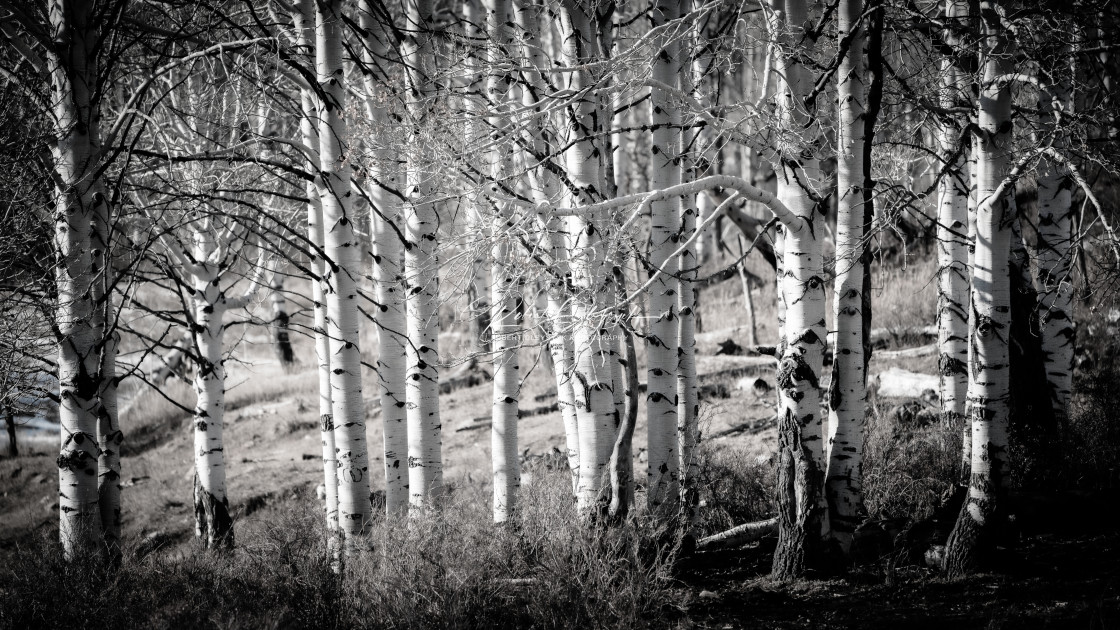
[290,0,337,533]
[825,0,869,555]
[936,0,970,430]
[266,265,295,369]
[558,2,615,514]
[646,0,681,517]
[317,0,371,535]
[402,0,444,510]
[48,0,103,558]
[359,0,409,518]
[768,0,828,580]
[188,229,234,550]
[944,2,1013,575]
[483,0,521,524]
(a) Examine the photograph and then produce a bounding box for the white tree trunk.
[945,3,1013,575]
[317,0,371,535]
[936,0,970,429]
[484,0,520,524]
[646,0,681,517]
[360,0,409,518]
[558,3,615,515]
[825,0,869,554]
[403,0,444,510]
[189,234,234,549]
[49,0,103,558]
[769,0,828,580]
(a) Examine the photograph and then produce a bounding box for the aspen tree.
[768,0,829,580]
[944,0,1015,575]
[936,0,970,430]
[646,0,682,517]
[316,0,371,535]
[825,0,870,555]
[484,0,521,523]
[402,0,444,510]
[359,0,409,517]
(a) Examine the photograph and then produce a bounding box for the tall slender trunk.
[646,0,681,517]
[402,0,444,510]
[678,6,706,530]
[359,0,409,518]
[267,267,295,369]
[92,188,122,561]
[4,407,15,458]
[558,3,614,515]
[936,0,970,430]
[49,0,104,558]
[484,0,520,524]
[291,0,338,533]
[944,2,1014,575]
[464,0,492,357]
[769,0,828,580]
[825,0,869,555]
[317,0,371,535]
[1036,46,1075,427]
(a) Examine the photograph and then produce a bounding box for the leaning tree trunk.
[559,3,615,515]
[1035,48,1075,428]
[360,0,409,518]
[317,0,371,536]
[646,0,681,517]
[769,0,828,580]
[825,0,870,556]
[402,0,444,510]
[944,3,1013,575]
[49,0,103,558]
[484,0,520,524]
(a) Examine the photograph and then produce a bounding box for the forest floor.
[2,257,1118,628]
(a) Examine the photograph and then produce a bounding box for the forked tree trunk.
[825,0,870,555]
[768,0,828,580]
[558,3,615,515]
[646,0,681,517]
[514,0,581,496]
[317,0,371,535]
[403,0,444,510]
[360,0,409,518]
[944,2,1013,575]
[49,0,104,558]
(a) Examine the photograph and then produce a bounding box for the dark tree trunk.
[5,407,16,458]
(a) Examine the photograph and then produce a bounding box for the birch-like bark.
[1036,47,1075,427]
[359,0,409,518]
[558,2,615,514]
[49,0,103,558]
[484,0,521,524]
[678,7,705,530]
[936,0,970,429]
[825,0,869,555]
[403,0,444,510]
[317,0,371,535]
[646,0,681,517]
[944,2,1014,575]
[464,0,492,356]
[188,228,234,550]
[769,0,828,580]
[290,0,338,533]
[267,266,295,369]
[92,185,122,561]
[513,0,581,496]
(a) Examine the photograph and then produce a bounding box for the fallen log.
[707,415,777,440]
[869,367,938,399]
[875,343,937,360]
[697,517,778,550]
